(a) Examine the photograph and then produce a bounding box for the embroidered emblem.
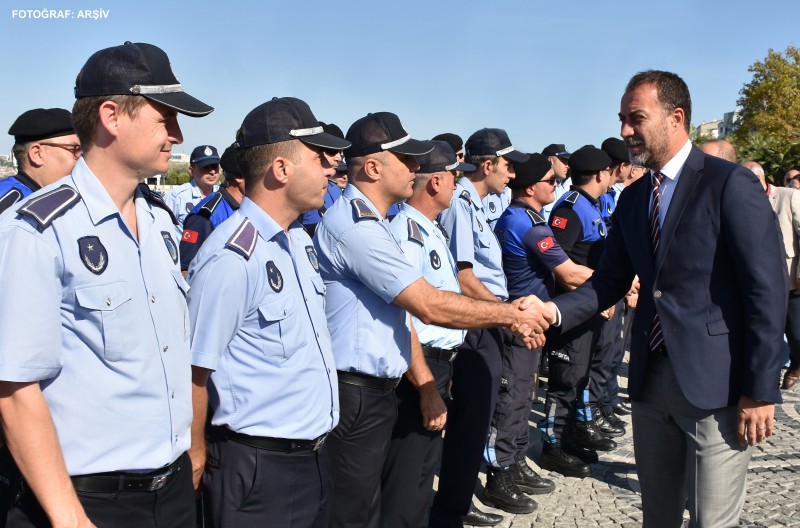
[352,198,378,221]
[551,216,568,229]
[161,231,178,264]
[598,222,607,238]
[182,230,199,244]
[306,245,319,272]
[606,201,613,215]
[489,202,496,213]
[430,250,442,270]
[204,146,213,157]
[266,261,283,292]
[78,236,108,275]
[458,190,471,202]
[185,201,194,213]
[537,236,554,253]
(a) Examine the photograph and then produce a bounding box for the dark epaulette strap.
[0,189,23,215]
[407,218,424,245]
[564,191,579,205]
[525,209,545,226]
[351,198,378,221]
[199,192,223,218]
[225,218,258,260]
[17,185,80,231]
[137,183,178,225]
[458,190,471,203]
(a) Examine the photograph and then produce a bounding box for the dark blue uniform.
[0,172,40,214]
[178,188,239,271]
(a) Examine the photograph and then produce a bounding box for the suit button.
[654,290,662,299]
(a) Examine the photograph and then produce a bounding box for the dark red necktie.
[649,172,665,352]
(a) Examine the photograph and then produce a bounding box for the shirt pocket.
[257,295,306,363]
[74,281,135,362]
[171,270,191,341]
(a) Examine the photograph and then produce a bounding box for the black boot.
[461,504,504,527]
[562,434,599,463]
[510,460,555,495]
[539,442,591,478]
[603,408,627,429]
[613,400,632,415]
[482,467,537,514]
[592,408,625,438]
[572,420,617,451]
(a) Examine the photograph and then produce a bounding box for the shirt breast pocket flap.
[477,228,494,249]
[706,318,729,336]
[171,270,190,298]
[257,297,300,361]
[311,275,326,296]
[75,282,135,362]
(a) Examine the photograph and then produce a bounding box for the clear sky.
[2,0,798,157]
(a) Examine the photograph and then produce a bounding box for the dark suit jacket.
[554,146,787,409]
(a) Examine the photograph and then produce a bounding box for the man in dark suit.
[539,70,786,527]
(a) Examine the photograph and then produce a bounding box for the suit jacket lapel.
[654,147,705,277]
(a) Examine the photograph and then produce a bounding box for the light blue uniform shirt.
[165,180,218,229]
[188,198,338,439]
[314,184,422,378]
[438,178,508,300]
[482,187,511,230]
[389,203,465,350]
[0,158,191,475]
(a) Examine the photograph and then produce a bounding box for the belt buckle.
[148,467,172,491]
[312,434,327,451]
[448,350,458,362]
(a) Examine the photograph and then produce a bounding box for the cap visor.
[300,133,351,151]
[456,161,476,172]
[145,92,214,117]
[502,150,530,163]
[194,158,220,167]
[389,138,435,156]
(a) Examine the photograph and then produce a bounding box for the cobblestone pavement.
[466,364,800,528]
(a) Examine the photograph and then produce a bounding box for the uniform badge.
[598,222,607,238]
[204,146,213,157]
[161,231,179,264]
[306,245,320,272]
[489,202,496,213]
[477,220,483,232]
[185,201,194,213]
[430,250,442,270]
[606,202,613,215]
[182,229,199,244]
[537,236,554,253]
[266,261,283,292]
[551,216,568,229]
[78,236,108,275]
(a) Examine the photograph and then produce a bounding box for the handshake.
[507,296,558,349]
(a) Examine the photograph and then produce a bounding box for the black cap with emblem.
[74,41,214,117]
[190,145,220,167]
[9,108,75,144]
[541,143,571,159]
[345,112,434,159]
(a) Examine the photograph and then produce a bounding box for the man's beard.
[625,122,670,169]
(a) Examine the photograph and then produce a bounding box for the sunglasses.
[40,142,82,160]
[541,177,563,186]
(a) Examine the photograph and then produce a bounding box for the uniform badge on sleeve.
[430,250,442,270]
[185,202,194,213]
[305,245,320,272]
[551,216,568,229]
[78,236,109,275]
[266,261,283,292]
[161,231,179,264]
[182,230,199,244]
[537,236,554,253]
[489,202,496,213]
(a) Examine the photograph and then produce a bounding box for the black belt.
[651,343,668,357]
[422,345,458,362]
[337,370,401,390]
[222,427,327,453]
[70,454,183,493]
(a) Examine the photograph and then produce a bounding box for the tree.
[731,46,800,176]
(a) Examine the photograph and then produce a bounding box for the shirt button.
[171,391,175,399]
[105,298,112,307]
[654,290,662,299]
[163,345,169,353]
[151,295,156,303]
[174,435,178,443]
[316,332,320,338]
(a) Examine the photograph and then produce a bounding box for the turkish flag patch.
[551,216,568,229]
[181,230,199,244]
[537,236,554,253]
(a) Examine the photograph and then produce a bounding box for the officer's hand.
[625,290,638,309]
[521,332,546,350]
[188,445,206,494]
[600,305,615,320]
[513,295,551,331]
[419,384,447,432]
[737,396,774,447]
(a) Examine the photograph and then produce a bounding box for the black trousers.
[8,453,194,528]
[542,316,601,443]
[786,289,800,368]
[587,301,624,414]
[381,356,453,528]
[0,448,21,528]
[430,327,503,528]
[202,431,330,528]
[487,333,540,468]
[328,380,397,528]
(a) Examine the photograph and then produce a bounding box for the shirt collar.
[457,178,483,209]
[238,197,284,243]
[398,202,436,235]
[657,139,693,182]
[343,183,385,220]
[509,198,541,214]
[72,158,127,226]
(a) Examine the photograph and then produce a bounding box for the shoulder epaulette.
[137,183,178,225]
[525,209,546,226]
[563,191,579,205]
[0,188,23,215]
[225,218,258,260]
[17,185,81,231]
[458,190,472,203]
[199,192,223,218]
[351,198,378,221]
[407,218,424,245]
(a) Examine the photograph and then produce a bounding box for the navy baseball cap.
[541,143,571,158]
[416,141,476,174]
[190,145,220,167]
[465,128,528,163]
[9,108,74,143]
[508,153,552,189]
[237,97,351,150]
[345,112,434,159]
[432,132,464,154]
[219,144,242,175]
[74,42,213,117]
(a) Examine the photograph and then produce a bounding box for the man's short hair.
[625,70,692,134]
[71,95,148,148]
[236,140,301,193]
[463,154,497,175]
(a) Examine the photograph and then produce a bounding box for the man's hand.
[737,396,775,447]
[188,444,206,493]
[418,383,447,432]
[600,305,615,320]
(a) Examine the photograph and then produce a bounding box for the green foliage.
[735,132,800,185]
[164,163,190,186]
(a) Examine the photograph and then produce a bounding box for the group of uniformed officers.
[0,41,642,528]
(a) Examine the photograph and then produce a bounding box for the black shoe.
[482,468,537,514]
[539,442,591,478]
[461,505,504,527]
[572,421,617,451]
[603,409,627,429]
[562,436,599,463]
[593,410,625,438]
[612,401,632,415]
[510,460,555,495]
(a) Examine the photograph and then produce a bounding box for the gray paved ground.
[466,362,800,527]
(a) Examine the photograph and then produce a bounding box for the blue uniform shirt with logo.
[188,198,338,439]
[482,187,511,230]
[438,178,508,300]
[548,188,607,270]
[598,190,616,231]
[389,202,465,350]
[0,172,40,214]
[165,180,219,229]
[495,200,569,302]
[314,184,422,378]
[0,158,192,475]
